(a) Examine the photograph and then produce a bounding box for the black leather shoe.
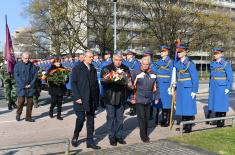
[71,137,78,147]
[87,144,101,150]
[142,138,150,143]
[57,116,63,120]
[25,118,35,122]
[109,139,117,146]
[16,115,20,121]
[116,138,126,144]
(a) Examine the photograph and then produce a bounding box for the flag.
[5,16,16,75]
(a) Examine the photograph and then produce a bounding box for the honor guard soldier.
[99,49,112,107]
[65,56,74,96]
[142,50,158,120]
[208,48,233,127]
[122,50,128,66]
[175,44,199,133]
[125,49,141,116]
[92,51,103,107]
[156,45,173,127]
[100,49,112,69]
[32,60,42,108]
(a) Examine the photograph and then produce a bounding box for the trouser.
[50,95,63,117]
[215,112,226,127]
[17,96,33,118]
[182,116,194,132]
[161,109,171,126]
[73,110,95,144]
[106,104,124,140]
[206,110,212,124]
[136,103,150,141]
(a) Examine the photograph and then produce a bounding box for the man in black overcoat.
[71,50,101,149]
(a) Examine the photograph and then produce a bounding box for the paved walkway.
[0,83,234,154]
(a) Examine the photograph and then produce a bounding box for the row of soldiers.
[0,45,233,132]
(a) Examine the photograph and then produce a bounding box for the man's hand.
[76,99,82,104]
[155,99,159,104]
[25,85,31,89]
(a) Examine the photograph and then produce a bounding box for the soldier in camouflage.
[0,62,17,110]
[32,60,42,108]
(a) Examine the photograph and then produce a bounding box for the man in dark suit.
[71,50,101,149]
[14,52,38,122]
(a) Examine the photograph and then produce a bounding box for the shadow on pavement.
[0,109,12,115]
[2,150,18,155]
[34,104,74,120]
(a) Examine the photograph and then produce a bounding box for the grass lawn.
[169,127,235,155]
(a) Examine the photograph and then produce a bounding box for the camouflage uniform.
[0,64,4,87]
[33,66,42,108]
[0,65,17,110]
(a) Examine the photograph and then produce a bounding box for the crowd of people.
[0,44,233,150]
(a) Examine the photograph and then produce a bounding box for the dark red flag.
[5,16,16,75]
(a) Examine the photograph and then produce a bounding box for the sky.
[0,0,29,51]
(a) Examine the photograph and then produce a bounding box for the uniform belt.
[157,75,170,78]
[178,78,192,81]
[211,77,227,80]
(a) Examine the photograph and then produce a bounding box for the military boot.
[7,102,13,110]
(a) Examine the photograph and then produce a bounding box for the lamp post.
[113,0,117,51]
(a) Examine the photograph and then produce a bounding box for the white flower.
[116,68,124,74]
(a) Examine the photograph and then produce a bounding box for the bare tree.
[134,0,235,54]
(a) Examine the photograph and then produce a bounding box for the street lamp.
[113,0,117,51]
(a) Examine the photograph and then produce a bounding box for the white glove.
[225,89,230,95]
[168,88,172,95]
[191,92,196,99]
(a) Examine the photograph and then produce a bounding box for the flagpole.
[5,15,7,59]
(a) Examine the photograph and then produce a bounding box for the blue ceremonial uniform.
[156,56,173,109]
[100,58,112,70]
[149,61,158,75]
[65,60,74,91]
[125,58,141,71]
[175,56,199,116]
[92,59,103,96]
[208,58,233,112]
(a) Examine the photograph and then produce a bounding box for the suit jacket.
[72,62,99,112]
